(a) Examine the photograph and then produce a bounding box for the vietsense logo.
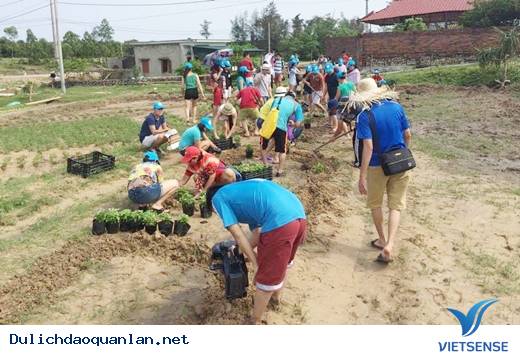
[439,299,509,353]
[448,299,498,337]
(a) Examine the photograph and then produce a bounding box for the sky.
[0,0,390,42]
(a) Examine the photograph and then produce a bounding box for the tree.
[62,31,81,58]
[200,20,211,39]
[460,0,520,28]
[92,19,114,42]
[291,14,304,36]
[231,12,250,42]
[3,26,18,57]
[393,17,428,32]
[4,26,18,41]
[26,29,37,43]
[250,2,289,50]
[477,25,520,87]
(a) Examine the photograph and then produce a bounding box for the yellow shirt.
[128,162,163,184]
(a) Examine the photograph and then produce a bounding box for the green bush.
[174,59,207,76]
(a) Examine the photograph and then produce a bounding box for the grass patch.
[386,62,520,87]
[0,116,140,153]
[0,83,180,109]
[463,249,520,295]
[0,189,127,284]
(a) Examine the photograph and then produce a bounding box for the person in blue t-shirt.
[258,87,303,177]
[139,102,176,150]
[178,116,220,155]
[352,78,412,264]
[207,179,307,324]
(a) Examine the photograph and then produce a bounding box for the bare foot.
[151,203,164,211]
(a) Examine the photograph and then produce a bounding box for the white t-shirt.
[255,73,271,97]
[264,53,273,65]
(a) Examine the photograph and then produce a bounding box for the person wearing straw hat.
[350,78,412,264]
[213,102,238,139]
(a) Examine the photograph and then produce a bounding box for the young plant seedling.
[102,208,120,224]
[177,213,189,224]
[157,212,172,223]
[141,210,158,226]
[119,209,133,223]
[179,193,195,207]
[312,162,326,174]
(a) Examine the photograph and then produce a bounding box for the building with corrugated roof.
[362,0,474,28]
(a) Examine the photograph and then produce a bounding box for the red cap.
[181,146,202,164]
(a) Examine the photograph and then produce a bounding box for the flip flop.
[370,239,384,250]
[376,253,393,264]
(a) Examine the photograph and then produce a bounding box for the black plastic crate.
[67,151,115,178]
[212,137,234,150]
[238,165,273,181]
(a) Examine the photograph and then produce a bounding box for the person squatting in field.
[207,179,307,324]
[178,116,221,155]
[139,101,179,152]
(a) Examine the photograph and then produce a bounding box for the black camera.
[210,240,249,300]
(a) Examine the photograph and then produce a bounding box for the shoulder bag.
[368,110,415,176]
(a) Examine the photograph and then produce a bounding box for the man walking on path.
[207,179,307,324]
[352,78,412,263]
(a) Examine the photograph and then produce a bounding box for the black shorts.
[261,128,287,153]
[184,88,199,100]
[303,85,312,95]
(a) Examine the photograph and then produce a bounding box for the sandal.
[370,239,385,250]
[375,253,393,264]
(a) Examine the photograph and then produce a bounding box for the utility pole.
[365,0,372,33]
[267,21,271,53]
[50,0,66,94]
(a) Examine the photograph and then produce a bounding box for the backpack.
[259,97,283,139]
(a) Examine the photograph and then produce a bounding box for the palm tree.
[477,25,520,88]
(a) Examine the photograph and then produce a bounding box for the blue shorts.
[327,99,338,115]
[128,183,161,205]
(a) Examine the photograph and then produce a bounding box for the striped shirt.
[273,59,283,74]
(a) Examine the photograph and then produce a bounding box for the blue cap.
[305,64,312,73]
[184,62,193,69]
[324,63,334,74]
[153,101,165,110]
[348,59,356,67]
[221,59,231,68]
[199,116,213,131]
[238,65,249,73]
[373,68,380,74]
[336,71,346,79]
[311,64,319,74]
[337,58,344,65]
[143,150,159,163]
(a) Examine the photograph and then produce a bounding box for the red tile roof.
[362,0,474,24]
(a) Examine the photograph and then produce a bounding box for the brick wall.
[325,28,502,67]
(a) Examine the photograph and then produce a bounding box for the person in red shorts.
[179,146,236,193]
[207,179,307,324]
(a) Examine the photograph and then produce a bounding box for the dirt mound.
[0,233,210,324]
